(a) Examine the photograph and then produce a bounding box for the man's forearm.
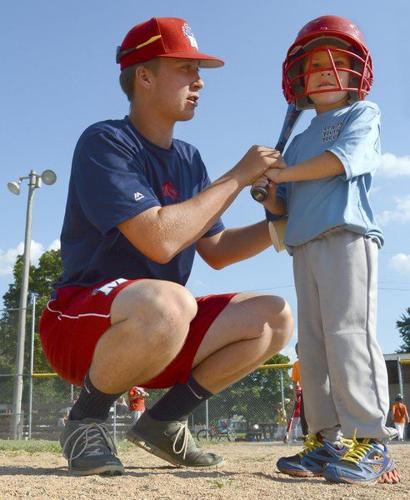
[120,146,282,263]
[208,221,272,268]
[157,170,243,259]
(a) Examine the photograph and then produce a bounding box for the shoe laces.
[298,434,353,458]
[298,434,322,457]
[172,421,190,460]
[341,437,373,465]
[62,422,117,467]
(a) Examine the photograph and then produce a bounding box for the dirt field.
[0,441,408,499]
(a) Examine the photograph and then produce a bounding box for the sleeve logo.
[134,192,145,201]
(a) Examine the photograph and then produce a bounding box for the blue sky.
[1,1,409,359]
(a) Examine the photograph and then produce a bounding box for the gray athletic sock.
[320,425,343,445]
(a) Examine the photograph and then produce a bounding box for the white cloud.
[280,344,296,363]
[48,239,61,251]
[376,196,410,226]
[0,240,60,276]
[378,153,410,178]
[390,254,410,274]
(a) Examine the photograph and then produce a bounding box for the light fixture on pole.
[8,169,57,439]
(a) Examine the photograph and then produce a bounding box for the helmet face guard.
[282,16,373,110]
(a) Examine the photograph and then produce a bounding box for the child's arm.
[265,151,344,184]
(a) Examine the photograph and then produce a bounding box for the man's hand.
[232,146,282,187]
[250,154,287,193]
[250,154,287,214]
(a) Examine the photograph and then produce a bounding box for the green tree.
[396,307,410,353]
[0,249,70,407]
[193,353,293,425]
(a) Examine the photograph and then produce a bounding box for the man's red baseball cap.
[116,17,224,70]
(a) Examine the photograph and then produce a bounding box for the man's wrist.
[225,165,247,189]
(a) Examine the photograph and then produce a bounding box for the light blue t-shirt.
[269,101,383,250]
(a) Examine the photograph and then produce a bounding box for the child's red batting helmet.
[282,15,373,110]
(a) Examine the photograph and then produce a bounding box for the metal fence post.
[113,400,117,443]
[397,356,404,397]
[28,294,36,439]
[280,369,285,415]
[205,399,209,440]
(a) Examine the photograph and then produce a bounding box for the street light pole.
[8,169,57,439]
[11,171,37,438]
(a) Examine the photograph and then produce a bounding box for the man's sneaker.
[276,433,352,477]
[60,418,124,476]
[126,411,223,468]
[323,438,400,484]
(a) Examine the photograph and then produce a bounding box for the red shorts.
[39,278,236,389]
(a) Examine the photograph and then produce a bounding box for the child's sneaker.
[276,433,352,477]
[323,438,400,484]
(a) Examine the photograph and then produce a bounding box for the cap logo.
[182,23,198,49]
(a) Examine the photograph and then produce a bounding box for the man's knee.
[273,298,294,347]
[152,284,198,335]
[259,295,294,349]
[111,280,198,349]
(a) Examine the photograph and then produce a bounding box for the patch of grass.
[117,439,135,452]
[0,438,134,454]
[0,439,61,453]
[208,478,234,489]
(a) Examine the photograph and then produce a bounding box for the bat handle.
[251,185,269,202]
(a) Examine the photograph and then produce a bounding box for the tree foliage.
[193,353,293,425]
[396,307,410,353]
[0,249,70,407]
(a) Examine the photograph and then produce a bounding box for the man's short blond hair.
[119,59,161,102]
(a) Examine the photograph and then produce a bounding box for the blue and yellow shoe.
[276,434,352,477]
[323,438,400,484]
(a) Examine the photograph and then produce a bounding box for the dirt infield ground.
[0,441,409,499]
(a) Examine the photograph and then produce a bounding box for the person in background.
[128,386,149,424]
[391,394,409,442]
[290,343,308,438]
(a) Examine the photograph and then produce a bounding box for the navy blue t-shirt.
[57,117,224,288]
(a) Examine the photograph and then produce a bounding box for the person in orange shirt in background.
[290,343,308,438]
[391,394,409,442]
[128,387,149,424]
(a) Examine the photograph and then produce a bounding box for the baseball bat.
[251,104,302,202]
[283,390,302,443]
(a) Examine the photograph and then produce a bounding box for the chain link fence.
[0,369,295,442]
[1,305,410,442]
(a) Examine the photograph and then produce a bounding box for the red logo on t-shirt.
[162,182,180,201]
